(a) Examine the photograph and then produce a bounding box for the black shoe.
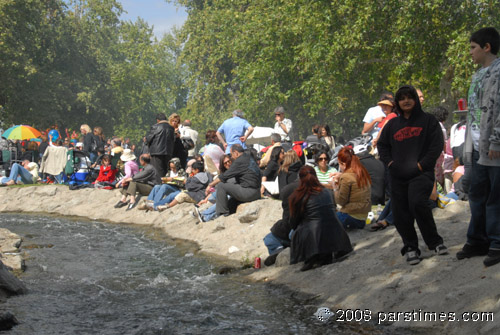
[126,202,137,211]
[194,207,204,224]
[114,200,129,208]
[483,250,500,267]
[434,244,449,255]
[456,244,489,260]
[264,248,284,267]
[405,250,421,265]
[300,261,316,272]
[318,253,333,266]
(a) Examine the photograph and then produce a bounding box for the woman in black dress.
[289,165,352,271]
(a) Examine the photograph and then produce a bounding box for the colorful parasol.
[1,125,42,140]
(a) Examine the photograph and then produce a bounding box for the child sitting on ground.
[158,161,212,211]
[94,154,117,187]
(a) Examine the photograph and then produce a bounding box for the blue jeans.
[467,150,500,249]
[201,204,218,221]
[336,212,366,229]
[378,199,393,225]
[263,232,290,255]
[1,163,33,184]
[147,184,180,209]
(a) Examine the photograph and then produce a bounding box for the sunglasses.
[318,157,328,161]
[223,160,231,165]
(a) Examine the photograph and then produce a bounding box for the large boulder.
[0,261,27,298]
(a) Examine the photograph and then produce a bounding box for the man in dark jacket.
[357,149,386,205]
[215,144,261,217]
[145,113,175,183]
[378,85,447,265]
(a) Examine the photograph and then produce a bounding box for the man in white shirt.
[180,119,199,158]
[362,92,393,140]
[273,106,292,142]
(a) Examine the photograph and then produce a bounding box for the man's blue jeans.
[336,212,366,229]
[201,204,218,221]
[147,184,180,209]
[263,232,290,255]
[467,150,500,249]
[378,199,393,225]
[1,163,33,184]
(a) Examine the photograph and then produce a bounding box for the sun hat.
[120,149,136,162]
[377,99,393,107]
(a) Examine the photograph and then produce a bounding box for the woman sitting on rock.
[194,155,233,223]
[331,147,372,230]
[114,153,157,210]
[289,165,352,271]
[260,146,284,196]
[277,150,302,194]
[115,149,139,189]
[313,150,337,189]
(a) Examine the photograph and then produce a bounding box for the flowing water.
[0,213,386,334]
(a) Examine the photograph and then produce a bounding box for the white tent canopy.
[246,126,274,146]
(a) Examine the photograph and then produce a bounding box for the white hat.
[76,142,84,148]
[120,149,136,162]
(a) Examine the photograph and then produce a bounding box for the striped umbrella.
[1,125,42,140]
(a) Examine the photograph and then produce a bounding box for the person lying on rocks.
[1,159,39,186]
[157,161,212,211]
[114,153,158,211]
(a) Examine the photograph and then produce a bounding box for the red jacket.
[96,165,117,183]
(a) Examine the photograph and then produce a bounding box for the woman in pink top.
[203,130,225,170]
[115,149,139,188]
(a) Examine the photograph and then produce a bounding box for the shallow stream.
[0,213,378,334]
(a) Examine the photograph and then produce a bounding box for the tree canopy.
[175,0,500,139]
[0,0,186,142]
[1,0,499,142]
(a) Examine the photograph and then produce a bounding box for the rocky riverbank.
[0,185,498,334]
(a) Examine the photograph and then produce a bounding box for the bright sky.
[119,0,187,38]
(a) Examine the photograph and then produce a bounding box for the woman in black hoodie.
[377,85,447,265]
[277,150,302,194]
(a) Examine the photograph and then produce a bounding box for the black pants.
[150,154,171,183]
[391,172,443,254]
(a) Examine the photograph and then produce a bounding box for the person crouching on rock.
[289,165,352,271]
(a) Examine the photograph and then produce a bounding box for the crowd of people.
[1,27,499,271]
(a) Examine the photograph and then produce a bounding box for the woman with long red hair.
[289,165,352,271]
[332,146,372,229]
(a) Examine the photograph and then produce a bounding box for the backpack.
[90,135,98,152]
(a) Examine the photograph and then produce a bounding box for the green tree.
[174,0,500,139]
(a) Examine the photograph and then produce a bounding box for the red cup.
[458,98,467,111]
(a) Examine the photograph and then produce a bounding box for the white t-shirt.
[26,162,39,183]
[273,118,293,141]
[362,105,386,139]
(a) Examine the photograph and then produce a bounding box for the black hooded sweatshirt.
[377,102,443,181]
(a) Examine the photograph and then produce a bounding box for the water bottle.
[377,204,382,216]
[366,212,375,225]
